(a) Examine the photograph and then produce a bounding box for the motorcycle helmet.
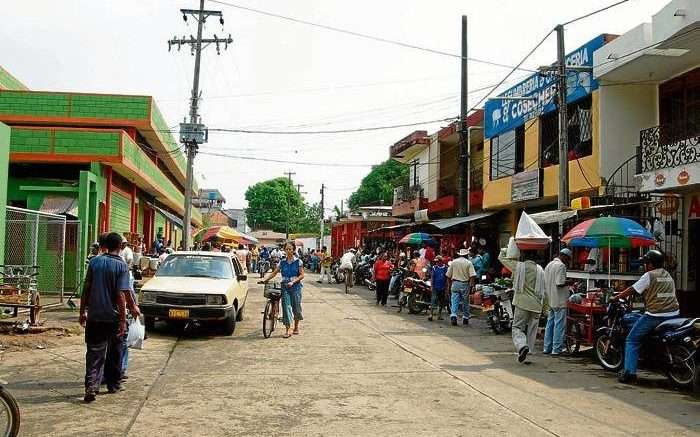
[640,249,664,268]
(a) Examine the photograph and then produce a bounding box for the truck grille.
[156,293,207,306]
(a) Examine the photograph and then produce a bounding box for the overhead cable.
[207,0,536,72]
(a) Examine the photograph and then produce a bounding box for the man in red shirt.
[373,251,393,306]
[424,244,436,264]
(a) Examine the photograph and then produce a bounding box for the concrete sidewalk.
[1,276,698,436]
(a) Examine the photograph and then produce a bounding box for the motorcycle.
[478,281,514,334]
[403,268,432,314]
[595,299,700,391]
[257,259,271,278]
[354,256,375,289]
[388,267,409,298]
[331,260,346,284]
[0,380,20,437]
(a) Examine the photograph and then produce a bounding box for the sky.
[1,0,666,216]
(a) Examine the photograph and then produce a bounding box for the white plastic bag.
[127,318,145,350]
[515,211,551,249]
[506,237,520,259]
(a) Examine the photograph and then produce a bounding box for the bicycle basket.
[263,283,282,299]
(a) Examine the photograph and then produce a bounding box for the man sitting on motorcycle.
[611,249,680,384]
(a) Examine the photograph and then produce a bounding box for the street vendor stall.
[561,216,656,352]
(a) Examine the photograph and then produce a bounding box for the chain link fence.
[3,206,67,302]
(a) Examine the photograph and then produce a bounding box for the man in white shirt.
[340,248,357,289]
[543,248,572,355]
[446,249,476,326]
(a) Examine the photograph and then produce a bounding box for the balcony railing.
[393,184,423,204]
[639,124,700,173]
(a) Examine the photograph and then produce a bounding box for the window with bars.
[489,127,524,180]
[540,95,593,167]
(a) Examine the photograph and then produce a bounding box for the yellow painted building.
[481,34,617,239]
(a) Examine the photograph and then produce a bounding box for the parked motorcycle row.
[322,256,700,394]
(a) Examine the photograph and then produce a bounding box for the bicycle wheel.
[0,387,20,437]
[262,300,274,339]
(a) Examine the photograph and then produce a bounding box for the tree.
[348,159,408,209]
[245,177,304,233]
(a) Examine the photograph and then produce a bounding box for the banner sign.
[485,35,606,139]
[511,169,541,202]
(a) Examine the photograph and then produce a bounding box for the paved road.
[3,276,700,436]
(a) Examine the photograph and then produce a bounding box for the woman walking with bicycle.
[262,242,305,338]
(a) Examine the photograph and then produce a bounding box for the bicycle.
[0,380,20,437]
[260,282,282,338]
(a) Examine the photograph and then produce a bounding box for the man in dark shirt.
[80,232,140,403]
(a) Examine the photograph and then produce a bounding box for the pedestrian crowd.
[329,239,679,385]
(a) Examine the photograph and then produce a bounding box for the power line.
[198,151,376,167]
[204,117,458,135]
[208,0,536,72]
[467,28,555,114]
[563,0,631,26]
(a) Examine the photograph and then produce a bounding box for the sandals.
[282,333,292,338]
[292,330,300,335]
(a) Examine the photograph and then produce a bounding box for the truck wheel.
[144,316,155,331]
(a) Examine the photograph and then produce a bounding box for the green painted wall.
[155,212,166,239]
[110,191,131,235]
[10,127,120,156]
[150,103,187,173]
[0,91,149,120]
[122,135,184,207]
[0,123,9,264]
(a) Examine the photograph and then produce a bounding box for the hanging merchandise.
[653,218,665,241]
[514,211,552,249]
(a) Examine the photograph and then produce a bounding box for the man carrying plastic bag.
[126,318,145,350]
[498,212,549,364]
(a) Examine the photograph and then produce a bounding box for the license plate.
[482,305,494,312]
[168,309,189,319]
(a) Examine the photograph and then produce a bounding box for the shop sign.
[639,164,699,192]
[655,194,680,216]
[414,209,429,223]
[512,169,541,202]
[689,195,700,220]
[655,173,666,187]
[485,35,606,139]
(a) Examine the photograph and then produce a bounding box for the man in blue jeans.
[446,249,476,326]
[611,249,680,384]
[543,248,573,355]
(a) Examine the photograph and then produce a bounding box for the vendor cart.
[565,299,607,353]
[0,265,41,325]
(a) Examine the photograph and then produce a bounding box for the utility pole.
[555,24,569,213]
[295,184,304,193]
[456,15,469,217]
[168,0,233,250]
[284,171,296,240]
[319,183,325,250]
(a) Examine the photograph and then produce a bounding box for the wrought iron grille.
[639,124,700,172]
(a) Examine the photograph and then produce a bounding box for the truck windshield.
[156,255,234,279]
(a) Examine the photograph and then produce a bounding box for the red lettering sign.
[690,195,700,220]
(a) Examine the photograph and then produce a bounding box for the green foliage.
[245,177,304,233]
[348,159,408,209]
[245,178,324,234]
